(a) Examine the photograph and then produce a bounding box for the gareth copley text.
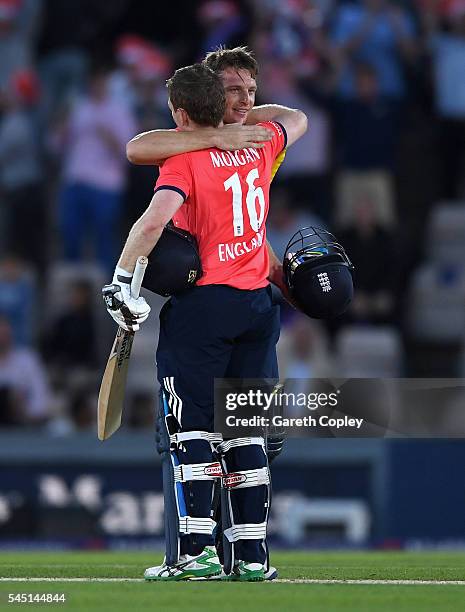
[225,414,364,429]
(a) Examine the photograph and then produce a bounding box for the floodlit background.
[1,0,465,549]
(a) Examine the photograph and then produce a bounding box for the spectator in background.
[43,279,97,373]
[259,59,332,217]
[53,66,136,274]
[277,316,333,401]
[111,36,173,232]
[69,388,95,431]
[110,35,172,117]
[424,0,465,199]
[330,0,417,101]
[0,316,51,425]
[252,0,333,61]
[131,52,172,133]
[47,385,96,435]
[0,0,38,90]
[338,196,397,324]
[197,0,247,57]
[127,391,156,428]
[0,254,36,346]
[266,187,326,261]
[0,69,45,269]
[37,0,129,124]
[253,1,334,217]
[333,62,400,227]
[278,314,335,426]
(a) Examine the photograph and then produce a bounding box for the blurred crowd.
[1,0,465,433]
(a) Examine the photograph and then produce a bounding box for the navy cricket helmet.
[142,223,203,297]
[283,227,354,319]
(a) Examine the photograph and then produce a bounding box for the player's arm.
[246,104,307,138]
[118,189,185,272]
[127,130,217,166]
[103,189,184,331]
[267,241,285,293]
[267,241,297,307]
[126,125,273,166]
[270,109,308,148]
[251,106,307,181]
[264,108,307,182]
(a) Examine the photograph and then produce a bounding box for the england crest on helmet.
[283,227,354,319]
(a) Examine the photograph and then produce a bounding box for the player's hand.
[212,124,273,151]
[102,273,151,332]
[276,277,299,311]
[270,257,299,310]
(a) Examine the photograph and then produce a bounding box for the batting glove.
[102,267,151,332]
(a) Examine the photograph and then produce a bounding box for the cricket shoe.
[144,546,222,581]
[265,565,278,580]
[207,564,278,581]
[221,560,265,582]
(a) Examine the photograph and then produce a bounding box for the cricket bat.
[98,256,148,441]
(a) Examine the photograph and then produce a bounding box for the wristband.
[114,266,132,284]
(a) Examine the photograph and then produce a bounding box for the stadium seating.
[406,262,465,342]
[425,202,465,263]
[335,325,403,377]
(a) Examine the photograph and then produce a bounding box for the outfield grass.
[1,551,464,611]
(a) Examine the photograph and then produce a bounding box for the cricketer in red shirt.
[153,121,287,290]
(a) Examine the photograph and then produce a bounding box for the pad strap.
[222,467,269,490]
[224,522,267,542]
[218,437,265,454]
[174,462,222,482]
[170,431,223,445]
[179,516,216,535]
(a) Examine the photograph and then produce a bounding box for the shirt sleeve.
[259,120,287,162]
[154,153,193,202]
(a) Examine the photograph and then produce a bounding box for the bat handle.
[131,256,148,299]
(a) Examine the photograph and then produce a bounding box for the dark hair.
[203,46,258,78]
[166,63,225,127]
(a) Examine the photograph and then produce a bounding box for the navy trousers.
[156,284,280,559]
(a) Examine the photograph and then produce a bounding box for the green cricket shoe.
[206,564,277,581]
[221,561,265,582]
[144,546,222,581]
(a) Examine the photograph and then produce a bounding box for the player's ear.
[175,108,190,128]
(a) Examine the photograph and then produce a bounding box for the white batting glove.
[102,267,151,332]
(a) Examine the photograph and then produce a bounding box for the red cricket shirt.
[154,121,287,290]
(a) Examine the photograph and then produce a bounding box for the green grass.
[1,551,465,611]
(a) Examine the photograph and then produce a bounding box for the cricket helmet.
[142,223,203,296]
[283,226,354,319]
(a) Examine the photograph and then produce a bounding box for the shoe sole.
[238,574,265,582]
[145,567,222,582]
[201,568,277,582]
[221,572,265,582]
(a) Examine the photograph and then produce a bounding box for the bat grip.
[131,256,148,299]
